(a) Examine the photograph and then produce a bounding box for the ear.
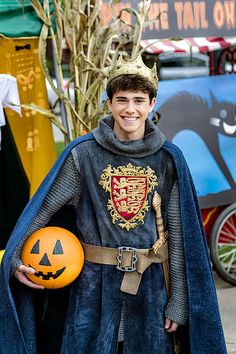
[149,97,156,112]
[107,99,112,112]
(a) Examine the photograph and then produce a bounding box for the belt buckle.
[116,246,138,272]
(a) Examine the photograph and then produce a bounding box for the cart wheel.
[210,203,236,286]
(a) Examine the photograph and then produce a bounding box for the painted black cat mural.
[157,92,236,190]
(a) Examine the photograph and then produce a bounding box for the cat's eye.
[220,109,227,118]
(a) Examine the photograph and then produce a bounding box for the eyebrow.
[115,96,147,100]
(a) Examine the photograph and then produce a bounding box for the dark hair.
[106,74,157,102]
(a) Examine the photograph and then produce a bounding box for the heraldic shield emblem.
[99,163,158,231]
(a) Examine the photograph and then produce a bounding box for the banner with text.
[101,0,236,39]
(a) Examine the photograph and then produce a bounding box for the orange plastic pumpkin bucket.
[21,226,84,289]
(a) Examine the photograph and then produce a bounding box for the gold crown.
[107,54,158,89]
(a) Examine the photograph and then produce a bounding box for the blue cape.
[0,134,226,353]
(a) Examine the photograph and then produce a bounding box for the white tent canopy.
[141,37,236,54]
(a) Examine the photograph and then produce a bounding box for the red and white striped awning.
[141,37,236,54]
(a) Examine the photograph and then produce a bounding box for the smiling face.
[209,97,236,136]
[210,107,236,135]
[108,91,156,141]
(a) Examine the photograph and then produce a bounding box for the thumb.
[165,317,171,329]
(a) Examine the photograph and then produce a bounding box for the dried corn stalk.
[28,0,158,141]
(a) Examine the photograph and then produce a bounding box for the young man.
[0,55,226,354]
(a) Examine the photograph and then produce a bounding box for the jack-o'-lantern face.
[21,227,84,289]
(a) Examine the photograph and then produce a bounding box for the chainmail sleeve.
[165,180,189,326]
[11,153,81,274]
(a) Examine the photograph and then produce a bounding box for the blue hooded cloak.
[0,133,227,354]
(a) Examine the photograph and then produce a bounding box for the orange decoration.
[21,227,84,289]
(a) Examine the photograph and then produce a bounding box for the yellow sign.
[0,37,56,196]
[0,250,4,264]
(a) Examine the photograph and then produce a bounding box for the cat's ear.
[209,90,218,106]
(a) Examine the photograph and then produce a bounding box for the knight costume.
[0,115,226,354]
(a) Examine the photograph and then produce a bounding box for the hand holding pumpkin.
[20,227,85,289]
[14,264,45,290]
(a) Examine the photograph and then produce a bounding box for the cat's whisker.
[210,117,221,126]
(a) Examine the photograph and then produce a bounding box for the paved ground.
[215,273,236,353]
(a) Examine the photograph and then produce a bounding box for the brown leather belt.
[81,242,168,295]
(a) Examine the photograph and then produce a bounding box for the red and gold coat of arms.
[99,163,158,231]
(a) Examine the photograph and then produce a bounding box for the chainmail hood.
[92,115,166,158]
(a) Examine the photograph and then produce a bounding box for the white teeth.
[123,117,137,121]
[223,122,236,135]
